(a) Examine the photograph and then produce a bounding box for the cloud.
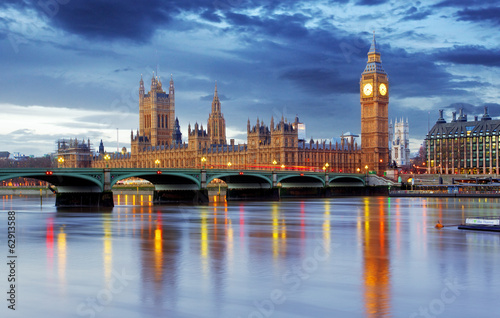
[442,102,480,114]
[398,6,432,21]
[383,48,467,98]
[200,10,222,23]
[455,7,500,26]
[279,68,358,94]
[442,102,500,118]
[200,93,230,101]
[0,0,172,42]
[113,67,132,73]
[223,12,310,39]
[356,0,390,6]
[435,45,500,67]
[434,0,499,8]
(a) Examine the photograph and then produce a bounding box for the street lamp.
[104,153,111,168]
[58,157,64,167]
[201,157,207,169]
[155,159,160,167]
[281,164,285,170]
[227,162,232,169]
[365,165,368,176]
[357,168,360,173]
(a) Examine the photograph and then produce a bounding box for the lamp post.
[357,168,360,173]
[281,164,285,170]
[155,159,160,168]
[201,157,206,169]
[58,157,64,168]
[227,162,232,169]
[365,165,368,177]
[104,153,111,168]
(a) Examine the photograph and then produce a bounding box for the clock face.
[379,83,387,96]
[363,83,373,96]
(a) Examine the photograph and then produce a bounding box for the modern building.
[426,107,499,174]
[58,35,389,174]
[389,118,410,168]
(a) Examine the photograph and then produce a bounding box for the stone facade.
[360,33,389,174]
[58,35,391,173]
[389,118,410,168]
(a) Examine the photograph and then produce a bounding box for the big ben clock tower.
[360,33,389,174]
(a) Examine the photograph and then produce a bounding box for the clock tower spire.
[360,32,389,174]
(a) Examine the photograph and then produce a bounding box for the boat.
[458,217,500,232]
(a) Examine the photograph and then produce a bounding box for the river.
[1,195,499,317]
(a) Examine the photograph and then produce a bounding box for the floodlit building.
[58,35,391,174]
[389,118,410,168]
[426,107,499,174]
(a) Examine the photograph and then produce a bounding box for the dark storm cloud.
[455,7,500,26]
[224,12,310,39]
[1,0,317,43]
[0,0,171,42]
[384,48,468,98]
[356,0,390,6]
[200,10,222,23]
[47,0,170,42]
[434,0,499,8]
[389,30,435,42]
[398,6,432,21]
[279,68,358,94]
[441,103,490,117]
[483,103,500,117]
[435,45,500,67]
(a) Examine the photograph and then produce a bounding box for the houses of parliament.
[57,35,389,174]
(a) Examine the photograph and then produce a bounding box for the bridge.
[0,168,393,206]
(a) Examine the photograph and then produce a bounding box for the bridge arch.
[207,172,272,189]
[277,175,325,188]
[111,172,201,190]
[0,171,104,192]
[329,175,365,187]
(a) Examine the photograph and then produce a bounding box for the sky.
[1,0,499,157]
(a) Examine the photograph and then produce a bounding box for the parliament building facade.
[57,36,389,174]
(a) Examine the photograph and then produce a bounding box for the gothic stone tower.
[207,82,227,145]
[390,118,410,168]
[139,73,175,146]
[360,33,389,174]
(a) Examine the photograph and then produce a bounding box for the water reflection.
[139,209,182,311]
[6,195,500,317]
[103,214,112,287]
[58,225,67,290]
[362,197,391,318]
[323,200,331,252]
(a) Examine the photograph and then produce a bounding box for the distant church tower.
[139,73,175,146]
[389,118,410,168]
[360,33,389,174]
[207,82,227,145]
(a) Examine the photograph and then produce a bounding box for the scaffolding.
[56,138,94,168]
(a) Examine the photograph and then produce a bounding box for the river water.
[1,195,499,318]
